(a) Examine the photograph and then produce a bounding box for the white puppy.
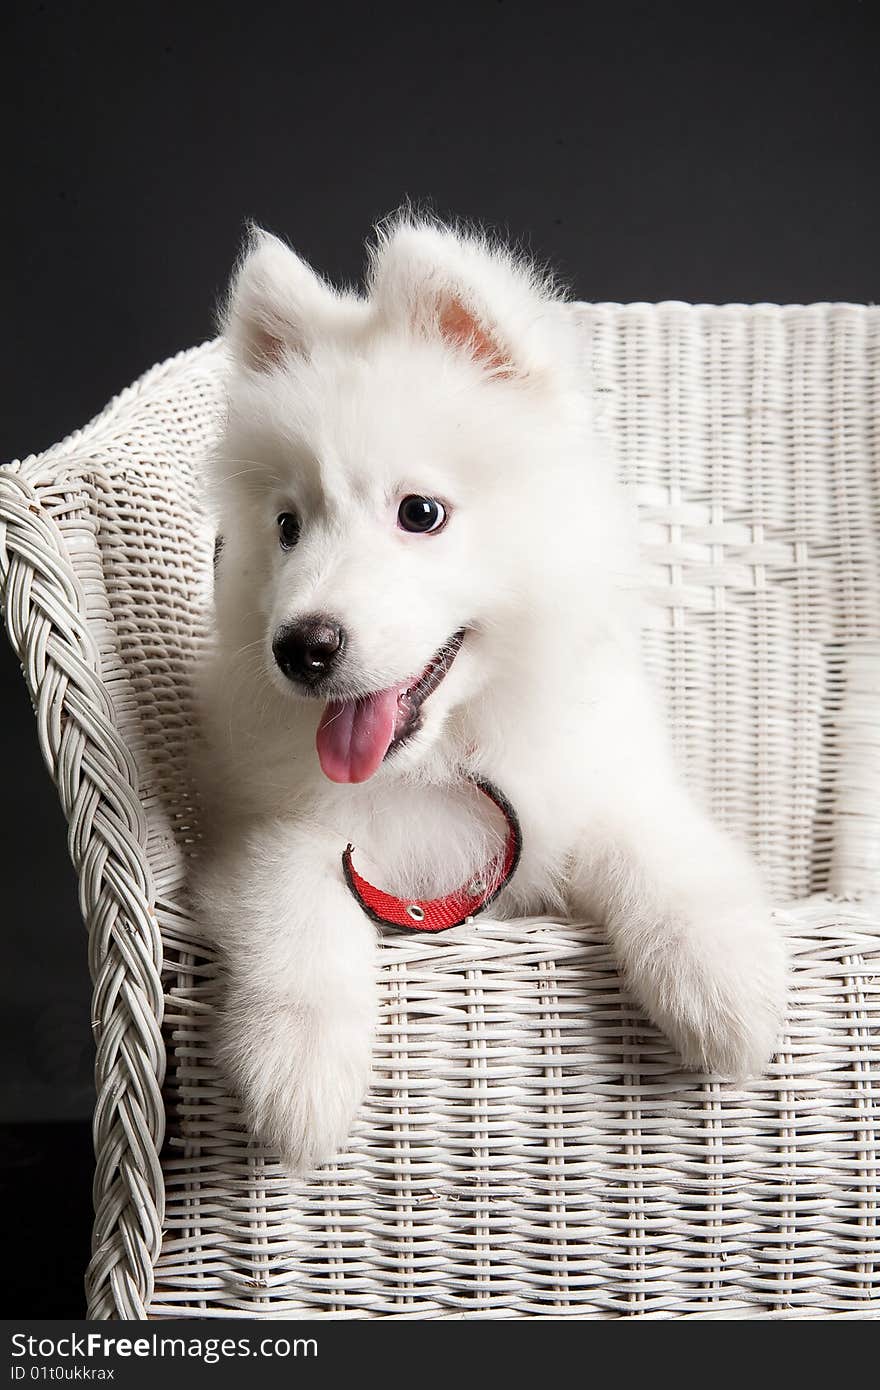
[195,218,786,1173]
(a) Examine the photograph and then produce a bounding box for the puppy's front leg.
[198,821,377,1173]
[570,776,786,1081]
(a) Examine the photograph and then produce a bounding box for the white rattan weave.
[1,305,877,1320]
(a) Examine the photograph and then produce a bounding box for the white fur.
[194,216,787,1172]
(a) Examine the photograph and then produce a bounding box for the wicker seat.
[1,305,878,1320]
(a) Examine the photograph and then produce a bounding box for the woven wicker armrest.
[1,310,878,1319]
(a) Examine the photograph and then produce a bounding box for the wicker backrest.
[583,305,880,901]
[1,309,878,1319]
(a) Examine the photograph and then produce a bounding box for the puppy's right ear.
[222,227,335,372]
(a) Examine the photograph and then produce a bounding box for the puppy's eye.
[397,495,447,534]
[277,512,300,550]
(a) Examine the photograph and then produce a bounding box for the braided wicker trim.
[0,466,165,1319]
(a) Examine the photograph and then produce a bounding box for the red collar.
[342,777,522,933]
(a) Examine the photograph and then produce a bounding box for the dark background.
[1,0,877,1315]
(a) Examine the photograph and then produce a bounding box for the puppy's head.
[211,217,606,783]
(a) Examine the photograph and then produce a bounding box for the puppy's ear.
[367,219,566,380]
[222,227,336,372]
[435,297,511,375]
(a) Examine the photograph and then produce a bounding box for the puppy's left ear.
[222,226,342,372]
[367,219,568,382]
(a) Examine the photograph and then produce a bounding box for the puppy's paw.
[619,904,787,1082]
[216,989,373,1173]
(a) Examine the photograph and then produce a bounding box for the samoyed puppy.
[195,217,786,1173]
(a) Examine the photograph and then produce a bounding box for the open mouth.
[315,629,466,783]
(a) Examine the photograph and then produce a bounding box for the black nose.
[272,616,345,685]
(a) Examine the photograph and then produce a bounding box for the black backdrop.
[0,0,878,1311]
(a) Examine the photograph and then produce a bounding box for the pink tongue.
[316,688,401,783]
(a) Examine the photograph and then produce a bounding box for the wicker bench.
[1,304,878,1319]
